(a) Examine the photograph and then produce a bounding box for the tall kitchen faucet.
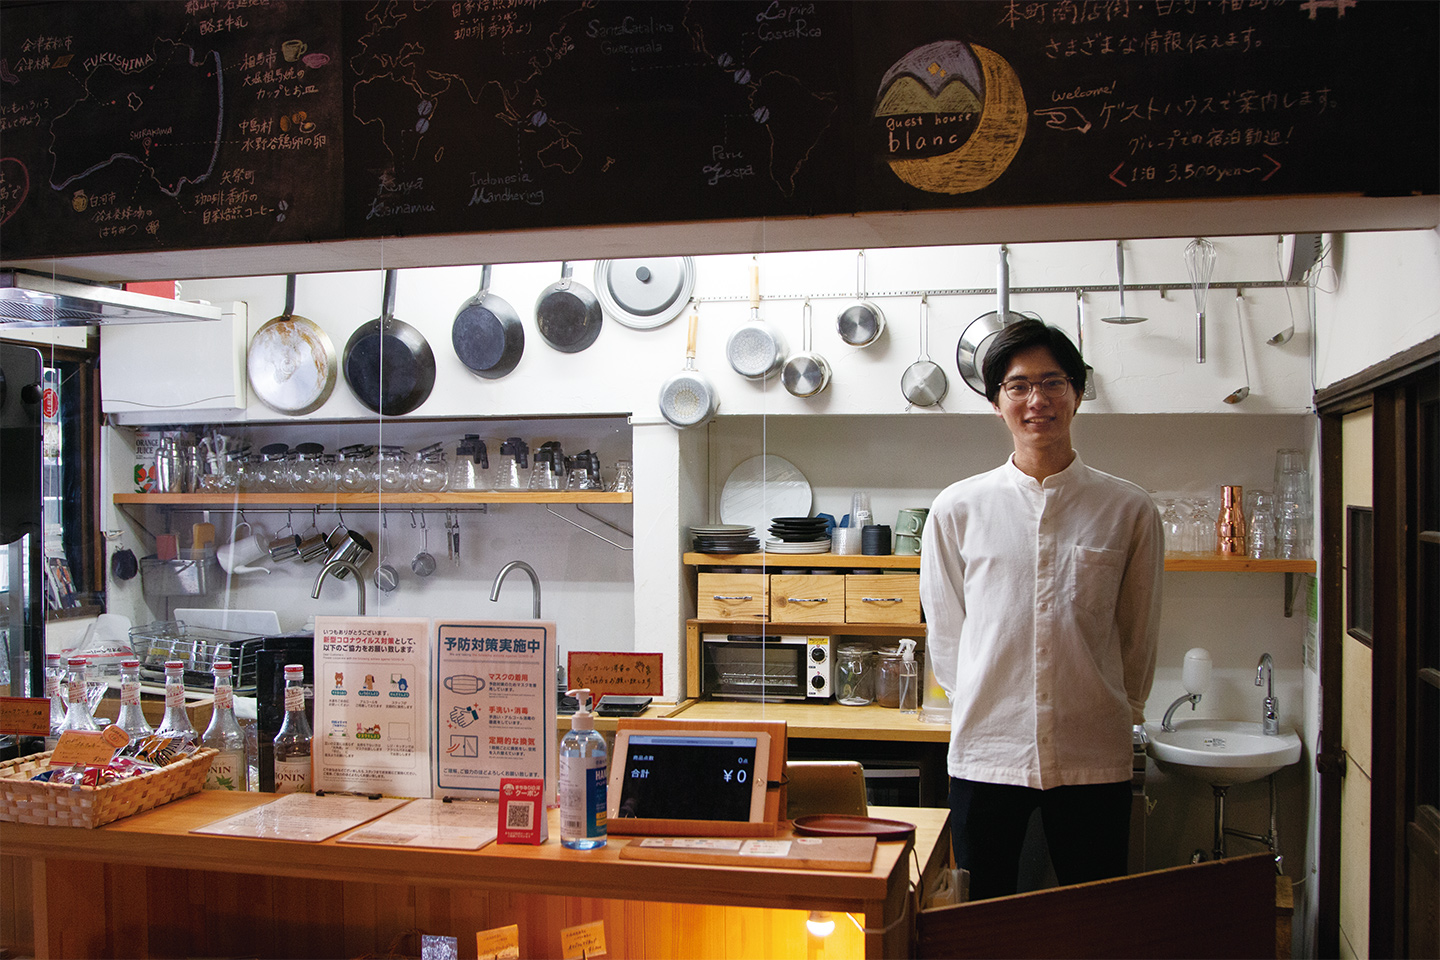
[491,560,541,619]
[1255,652,1278,735]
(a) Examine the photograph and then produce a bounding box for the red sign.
[42,386,58,420]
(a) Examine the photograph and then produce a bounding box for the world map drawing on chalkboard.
[49,40,223,199]
[342,1,845,235]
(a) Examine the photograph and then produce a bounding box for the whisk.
[1185,238,1217,364]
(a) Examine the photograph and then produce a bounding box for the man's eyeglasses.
[1000,376,1074,401]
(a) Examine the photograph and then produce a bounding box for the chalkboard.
[1,1,1434,261]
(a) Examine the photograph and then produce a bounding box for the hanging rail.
[693,278,1302,304]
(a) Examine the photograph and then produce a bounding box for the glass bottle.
[58,656,100,734]
[272,664,312,793]
[154,659,198,749]
[114,657,154,741]
[202,661,247,791]
[44,653,66,749]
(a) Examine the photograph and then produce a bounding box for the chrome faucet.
[313,559,366,616]
[491,560,541,619]
[1161,692,1202,732]
[1255,652,1279,735]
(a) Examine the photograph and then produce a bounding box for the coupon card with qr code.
[497,777,548,844]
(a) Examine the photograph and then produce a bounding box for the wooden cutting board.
[619,835,876,872]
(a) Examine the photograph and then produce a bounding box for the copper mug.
[1216,485,1247,556]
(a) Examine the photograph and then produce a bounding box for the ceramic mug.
[896,507,930,536]
[895,532,922,556]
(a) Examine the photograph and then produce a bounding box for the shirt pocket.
[1071,545,1125,620]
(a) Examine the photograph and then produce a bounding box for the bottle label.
[274,757,311,793]
[45,676,60,699]
[205,753,243,791]
[215,687,233,710]
[65,679,85,706]
[121,680,141,706]
[559,754,608,839]
[284,686,304,712]
[166,684,184,708]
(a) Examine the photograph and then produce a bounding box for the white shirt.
[919,453,1163,789]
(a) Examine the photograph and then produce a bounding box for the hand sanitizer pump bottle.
[559,688,607,849]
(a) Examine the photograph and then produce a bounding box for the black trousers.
[948,777,1133,901]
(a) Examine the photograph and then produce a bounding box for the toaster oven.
[701,633,832,701]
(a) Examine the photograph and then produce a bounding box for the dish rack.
[129,620,264,693]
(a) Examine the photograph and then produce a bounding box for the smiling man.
[919,318,1163,900]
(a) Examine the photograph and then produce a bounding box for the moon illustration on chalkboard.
[875,40,1027,195]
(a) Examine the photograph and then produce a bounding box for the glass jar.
[336,444,375,494]
[411,443,449,493]
[835,642,875,706]
[610,459,634,493]
[288,442,328,493]
[873,645,904,708]
[254,443,291,493]
[378,445,410,493]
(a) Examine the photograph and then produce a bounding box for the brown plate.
[791,814,915,840]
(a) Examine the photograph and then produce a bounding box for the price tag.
[48,725,127,768]
[560,920,607,959]
[0,697,50,736]
[475,923,520,960]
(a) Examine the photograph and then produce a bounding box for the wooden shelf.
[669,698,951,743]
[1162,555,1315,573]
[115,491,632,507]
[690,619,924,636]
[684,552,919,569]
[687,552,1316,574]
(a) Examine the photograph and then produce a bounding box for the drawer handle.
[785,597,829,604]
[861,596,904,603]
[712,595,754,601]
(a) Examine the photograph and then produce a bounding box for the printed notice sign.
[315,616,431,798]
[433,620,555,803]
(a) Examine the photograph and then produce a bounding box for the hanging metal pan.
[725,258,787,381]
[452,264,524,379]
[837,250,886,347]
[783,299,831,398]
[956,244,1039,396]
[343,269,436,416]
[535,261,602,353]
[900,296,947,407]
[247,274,337,416]
[658,306,719,428]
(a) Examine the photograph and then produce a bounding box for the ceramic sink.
[1142,719,1302,786]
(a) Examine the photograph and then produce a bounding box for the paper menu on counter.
[337,797,500,850]
[314,616,432,798]
[190,793,409,843]
[432,619,556,803]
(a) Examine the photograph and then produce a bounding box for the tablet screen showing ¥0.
[610,731,770,823]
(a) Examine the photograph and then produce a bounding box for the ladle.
[1224,292,1251,404]
[1100,241,1147,324]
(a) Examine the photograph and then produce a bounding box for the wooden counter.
[667,700,952,743]
[1,792,948,959]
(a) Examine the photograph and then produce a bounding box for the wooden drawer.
[844,574,921,624]
[769,574,845,623]
[696,573,768,621]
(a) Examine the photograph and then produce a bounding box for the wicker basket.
[0,747,217,829]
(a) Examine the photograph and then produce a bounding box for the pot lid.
[593,257,695,330]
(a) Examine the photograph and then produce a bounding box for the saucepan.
[956,245,1040,395]
[837,250,885,347]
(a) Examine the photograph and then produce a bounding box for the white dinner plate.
[720,455,812,535]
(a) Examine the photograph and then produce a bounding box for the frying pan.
[247,274,337,416]
[956,245,1039,396]
[343,270,436,416]
[535,261,602,353]
[725,258,787,381]
[836,250,886,347]
[658,306,718,428]
[900,296,947,408]
[782,299,831,398]
[452,265,525,379]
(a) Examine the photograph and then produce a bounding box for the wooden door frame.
[1315,334,1438,959]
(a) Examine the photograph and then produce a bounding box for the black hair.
[980,318,1087,404]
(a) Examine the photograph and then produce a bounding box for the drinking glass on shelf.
[1246,490,1275,559]
[1184,498,1217,554]
[1155,497,1184,556]
[1276,500,1305,559]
